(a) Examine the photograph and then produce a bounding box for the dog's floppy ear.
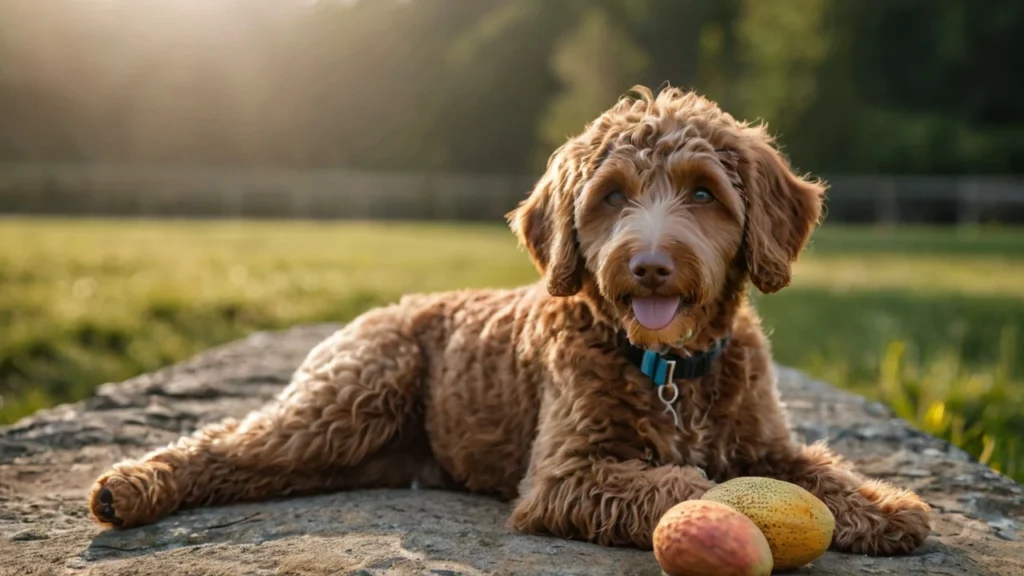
[507,145,584,297]
[735,125,826,294]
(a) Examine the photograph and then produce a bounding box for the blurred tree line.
[1,0,1021,176]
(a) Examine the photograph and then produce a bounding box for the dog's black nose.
[630,251,674,287]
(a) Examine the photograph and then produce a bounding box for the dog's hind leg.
[88,306,426,528]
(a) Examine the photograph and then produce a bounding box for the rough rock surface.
[1,324,1022,576]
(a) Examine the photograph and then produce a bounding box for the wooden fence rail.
[1,163,1023,224]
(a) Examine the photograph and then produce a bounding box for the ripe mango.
[653,499,773,576]
[701,477,835,571]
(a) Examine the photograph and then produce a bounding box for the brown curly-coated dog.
[88,86,930,556]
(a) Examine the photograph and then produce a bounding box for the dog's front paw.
[89,461,180,529]
[833,481,932,556]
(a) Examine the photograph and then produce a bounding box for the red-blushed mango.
[653,499,773,576]
[701,477,835,571]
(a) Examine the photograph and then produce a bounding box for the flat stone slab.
[1,324,1022,575]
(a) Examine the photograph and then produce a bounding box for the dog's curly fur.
[88,86,931,556]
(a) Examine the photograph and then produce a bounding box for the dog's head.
[508,86,826,348]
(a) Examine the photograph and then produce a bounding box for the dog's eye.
[692,187,715,204]
[604,189,626,208]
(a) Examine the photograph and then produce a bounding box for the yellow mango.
[701,477,835,571]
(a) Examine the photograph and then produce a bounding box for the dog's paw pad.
[92,486,124,526]
[96,488,122,525]
[90,477,144,528]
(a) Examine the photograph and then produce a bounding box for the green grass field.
[2,218,1022,481]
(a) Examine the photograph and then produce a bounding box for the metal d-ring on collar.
[623,336,731,429]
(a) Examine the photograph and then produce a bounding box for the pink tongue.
[632,296,680,330]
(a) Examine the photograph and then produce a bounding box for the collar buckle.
[640,350,678,387]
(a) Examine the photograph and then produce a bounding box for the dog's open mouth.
[630,296,681,331]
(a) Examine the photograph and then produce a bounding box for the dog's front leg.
[509,458,711,548]
[747,441,932,556]
[507,386,713,549]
